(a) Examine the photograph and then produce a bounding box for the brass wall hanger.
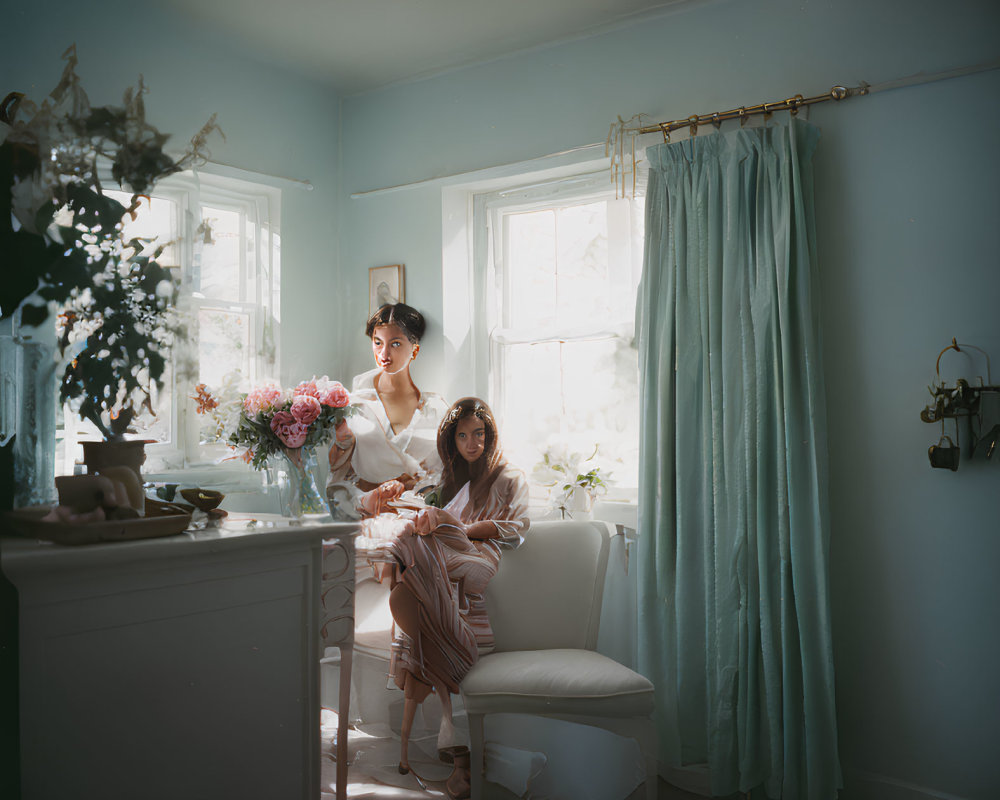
[920,338,1000,469]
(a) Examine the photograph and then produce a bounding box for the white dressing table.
[1,514,359,800]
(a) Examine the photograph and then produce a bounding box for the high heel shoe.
[399,762,429,790]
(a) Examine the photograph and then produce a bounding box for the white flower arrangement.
[532,442,613,516]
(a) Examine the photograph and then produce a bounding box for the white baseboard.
[847,769,972,800]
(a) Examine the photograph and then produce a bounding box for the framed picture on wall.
[369,264,405,315]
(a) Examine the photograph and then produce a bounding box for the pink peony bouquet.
[197,376,353,470]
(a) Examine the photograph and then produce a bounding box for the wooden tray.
[3,506,193,546]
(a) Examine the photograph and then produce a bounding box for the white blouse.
[344,367,447,485]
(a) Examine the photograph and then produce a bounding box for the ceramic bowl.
[179,488,225,512]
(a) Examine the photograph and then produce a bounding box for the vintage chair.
[460,519,658,799]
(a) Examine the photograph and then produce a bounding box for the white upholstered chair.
[460,519,658,800]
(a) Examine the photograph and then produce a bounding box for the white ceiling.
[163,0,699,95]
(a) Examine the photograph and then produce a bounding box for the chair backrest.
[485,519,614,652]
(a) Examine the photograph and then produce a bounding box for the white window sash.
[57,168,280,475]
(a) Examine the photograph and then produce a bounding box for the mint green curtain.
[636,118,841,799]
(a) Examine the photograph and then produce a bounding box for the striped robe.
[387,464,529,694]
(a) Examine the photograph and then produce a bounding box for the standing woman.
[326,303,448,522]
[387,397,529,799]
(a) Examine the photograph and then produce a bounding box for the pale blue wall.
[338,1,1000,798]
[1,0,343,384]
[4,0,999,795]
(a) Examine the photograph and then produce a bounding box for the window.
[472,172,644,495]
[56,169,280,474]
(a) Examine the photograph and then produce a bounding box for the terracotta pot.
[80,440,151,481]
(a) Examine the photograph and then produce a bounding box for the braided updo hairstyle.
[364,303,426,343]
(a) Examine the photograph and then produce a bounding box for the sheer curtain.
[635,118,841,799]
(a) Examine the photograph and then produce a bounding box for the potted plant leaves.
[1,45,220,502]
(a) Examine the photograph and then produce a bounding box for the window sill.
[592,499,638,530]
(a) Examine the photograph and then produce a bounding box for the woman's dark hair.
[435,397,505,508]
[364,303,426,344]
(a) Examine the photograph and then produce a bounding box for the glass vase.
[2,330,58,508]
[274,445,329,519]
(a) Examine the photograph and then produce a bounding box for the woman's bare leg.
[390,585,437,770]
[397,669,434,772]
[436,683,455,752]
[390,582,459,684]
[389,583,420,636]
[399,693,418,773]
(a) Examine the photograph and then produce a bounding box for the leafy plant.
[56,236,181,440]
[532,443,612,512]
[564,466,610,496]
[1,45,221,440]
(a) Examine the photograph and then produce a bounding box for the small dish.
[179,488,224,512]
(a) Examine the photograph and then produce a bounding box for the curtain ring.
[659,122,670,143]
[788,94,804,116]
[688,114,699,138]
[738,107,747,127]
[711,112,722,130]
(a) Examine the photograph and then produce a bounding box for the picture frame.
[369,264,405,315]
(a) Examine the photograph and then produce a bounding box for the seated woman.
[386,397,529,798]
[326,302,448,532]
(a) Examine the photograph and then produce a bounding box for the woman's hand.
[466,520,499,540]
[413,507,440,535]
[361,479,405,516]
[412,506,467,536]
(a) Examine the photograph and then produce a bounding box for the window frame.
[467,171,645,497]
[56,166,281,478]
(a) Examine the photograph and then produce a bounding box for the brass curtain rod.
[608,82,871,196]
[635,84,870,141]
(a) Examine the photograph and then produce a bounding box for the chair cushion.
[461,649,654,717]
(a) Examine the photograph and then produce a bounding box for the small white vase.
[563,486,594,520]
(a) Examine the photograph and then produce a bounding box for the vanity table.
[1,514,359,800]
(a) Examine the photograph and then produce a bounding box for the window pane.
[130,366,172,444]
[506,210,555,329]
[198,307,253,387]
[499,337,638,488]
[106,190,180,265]
[491,188,643,492]
[245,217,258,305]
[199,206,241,301]
[555,202,609,326]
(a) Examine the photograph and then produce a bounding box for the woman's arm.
[327,420,356,482]
[472,467,531,543]
[465,520,500,539]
